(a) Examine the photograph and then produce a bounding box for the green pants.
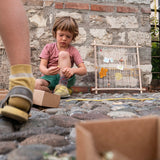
[40,74,76,90]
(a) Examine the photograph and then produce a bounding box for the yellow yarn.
[66,97,154,102]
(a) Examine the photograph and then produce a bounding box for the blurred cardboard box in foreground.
[33,89,60,108]
[76,116,160,160]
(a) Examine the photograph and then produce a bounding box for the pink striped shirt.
[40,42,83,68]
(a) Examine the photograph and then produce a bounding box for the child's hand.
[62,67,74,78]
[46,66,60,75]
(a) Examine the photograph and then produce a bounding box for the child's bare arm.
[74,63,87,75]
[62,63,87,78]
[39,59,60,75]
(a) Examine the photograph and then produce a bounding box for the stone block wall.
[0,0,151,89]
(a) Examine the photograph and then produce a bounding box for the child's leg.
[58,51,71,86]
[35,75,60,92]
[54,51,72,98]
[0,0,35,122]
[35,79,51,92]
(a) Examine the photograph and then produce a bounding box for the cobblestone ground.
[0,91,160,160]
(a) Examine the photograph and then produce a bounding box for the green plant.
[150,1,160,80]
[151,42,160,79]
[150,17,159,41]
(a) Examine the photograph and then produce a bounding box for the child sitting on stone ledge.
[35,16,87,98]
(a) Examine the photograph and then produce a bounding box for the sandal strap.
[0,86,33,111]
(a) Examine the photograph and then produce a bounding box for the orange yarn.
[99,68,108,78]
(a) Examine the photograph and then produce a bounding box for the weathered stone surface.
[20,134,69,147]
[107,111,138,118]
[71,112,110,120]
[19,118,56,131]
[0,126,70,141]
[89,105,111,115]
[7,144,53,160]
[128,31,151,46]
[0,119,14,134]
[106,16,138,28]
[89,15,106,25]
[124,0,150,4]
[0,141,17,154]
[56,12,83,22]
[0,88,160,159]
[75,27,86,44]
[55,143,76,155]
[69,128,76,142]
[90,29,113,44]
[0,155,6,160]
[30,109,51,119]
[43,108,67,115]
[29,14,47,27]
[50,115,80,127]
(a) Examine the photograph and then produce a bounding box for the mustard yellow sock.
[8,64,35,112]
[9,64,35,92]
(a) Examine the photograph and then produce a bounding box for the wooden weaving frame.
[91,41,145,94]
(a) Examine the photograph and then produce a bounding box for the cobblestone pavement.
[0,92,160,160]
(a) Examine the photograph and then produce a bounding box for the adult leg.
[0,0,35,122]
[0,0,30,65]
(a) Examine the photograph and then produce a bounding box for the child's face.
[56,30,73,49]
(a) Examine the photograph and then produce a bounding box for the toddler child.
[35,16,87,98]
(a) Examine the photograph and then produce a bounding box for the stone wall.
[0,0,151,89]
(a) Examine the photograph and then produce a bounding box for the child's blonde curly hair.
[52,16,79,41]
